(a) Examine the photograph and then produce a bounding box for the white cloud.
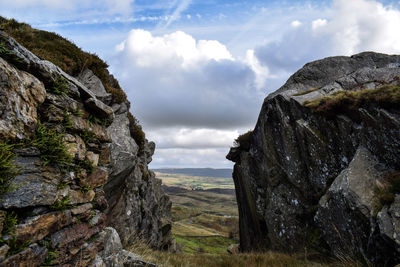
[147,128,239,149]
[244,49,270,89]
[311,18,327,31]
[112,29,263,129]
[118,30,233,69]
[150,148,234,168]
[254,0,400,90]
[291,20,302,28]
[112,29,263,168]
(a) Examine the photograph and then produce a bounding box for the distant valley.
[153,168,233,178]
[154,168,238,254]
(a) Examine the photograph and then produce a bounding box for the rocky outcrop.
[227,52,400,265]
[0,30,171,266]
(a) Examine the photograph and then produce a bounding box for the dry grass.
[234,130,252,151]
[127,239,342,267]
[374,171,400,214]
[0,17,127,103]
[304,84,400,118]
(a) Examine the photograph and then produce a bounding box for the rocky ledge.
[0,30,172,266]
[227,52,400,266]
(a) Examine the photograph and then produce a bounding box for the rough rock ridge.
[0,30,171,266]
[227,52,400,265]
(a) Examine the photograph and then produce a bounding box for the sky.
[2,0,400,168]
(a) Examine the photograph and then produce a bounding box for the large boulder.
[227,52,400,265]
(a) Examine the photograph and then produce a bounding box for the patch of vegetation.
[0,143,20,196]
[75,158,94,174]
[304,84,400,117]
[375,171,400,212]
[0,42,23,66]
[292,87,320,96]
[78,129,97,145]
[234,130,252,151]
[106,84,127,104]
[0,211,31,257]
[39,240,58,266]
[127,112,146,152]
[173,235,234,254]
[1,211,18,236]
[41,249,58,266]
[0,17,126,103]
[88,114,111,128]
[70,107,83,117]
[47,75,69,96]
[80,185,92,193]
[129,242,340,267]
[57,182,69,190]
[31,122,73,167]
[50,196,71,211]
[62,112,74,131]
[6,238,31,256]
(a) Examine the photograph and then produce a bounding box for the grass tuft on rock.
[304,84,400,116]
[234,131,252,151]
[47,75,70,96]
[0,143,20,195]
[1,211,18,236]
[375,171,400,210]
[128,112,146,152]
[50,196,71,211]
[31,122,73,167]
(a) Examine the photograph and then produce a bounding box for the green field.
[155,172,235,190]
[156,171,239,254]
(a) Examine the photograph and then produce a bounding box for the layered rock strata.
[227,52,400,265]
[0,31,171,266]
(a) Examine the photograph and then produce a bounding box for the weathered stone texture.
[228,52,400,265]
[0,57,46,140]
[0,31,168,266]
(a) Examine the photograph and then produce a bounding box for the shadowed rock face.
[227,52,400,265]
[0,31,171,266]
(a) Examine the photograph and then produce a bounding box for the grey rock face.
[0,31,172,266]
[0,31,114,124]
[78,69,112,104]
[315,147,400,264]
[227,52,400,265]
[0,57,46,140]
[97,227,157,267]
[0,157,62,208]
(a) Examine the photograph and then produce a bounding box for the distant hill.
[153,168,233,178]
